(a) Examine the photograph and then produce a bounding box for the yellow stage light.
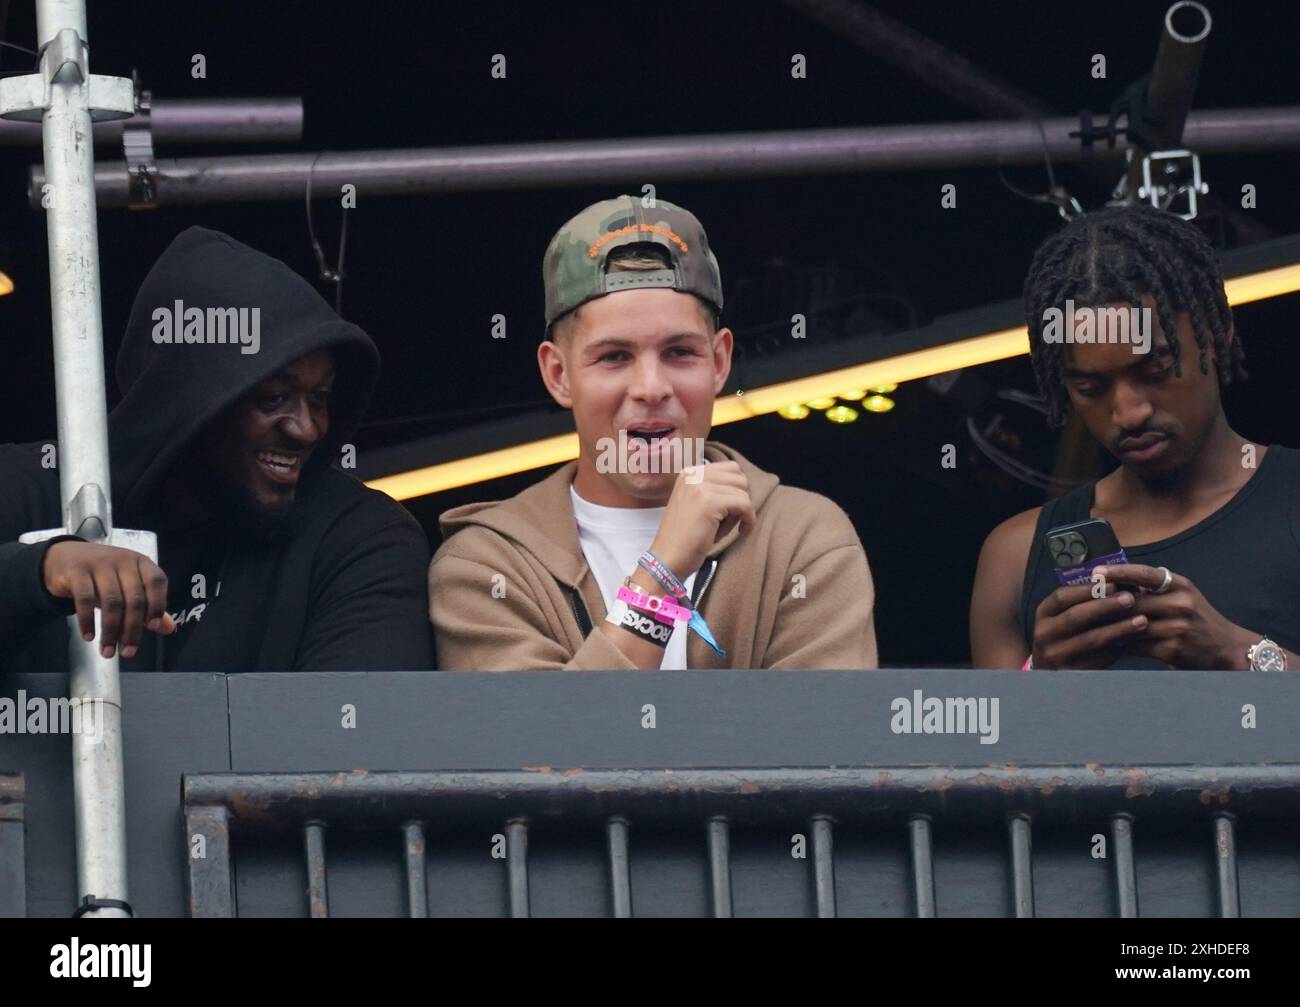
[366,433,580,500]
[805,397,838,410]
[824,405,859,423]
[710,326,1027,426]
[1224,263,1300,307]
[0,271,13,297]
[862,395,895,413]
[778,404,811,420]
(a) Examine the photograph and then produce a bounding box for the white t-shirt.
[570,486,697,670]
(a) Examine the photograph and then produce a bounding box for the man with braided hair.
[971,205,1300,671]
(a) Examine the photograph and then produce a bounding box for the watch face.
[1254,643,1286,673]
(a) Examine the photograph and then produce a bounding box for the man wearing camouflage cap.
[429,195,878,670]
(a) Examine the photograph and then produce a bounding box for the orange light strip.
[367,264,1300,500]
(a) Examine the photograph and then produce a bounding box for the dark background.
[1,0,1297,665]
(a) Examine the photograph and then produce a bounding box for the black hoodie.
[0,227,434,672]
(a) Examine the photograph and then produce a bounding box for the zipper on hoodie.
[691,558,719,609]
[569,588,593,637]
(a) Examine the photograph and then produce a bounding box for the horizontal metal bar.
[0,97,303,145]
[182,765,1300,833]
[29,106,1300,207]
[0,774,24,807]
[782,0,1049,119]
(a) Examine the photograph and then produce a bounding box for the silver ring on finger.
[1153,566,1174,594]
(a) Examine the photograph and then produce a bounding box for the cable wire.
[966,416,1082,494]
[305,152,349,316]
[996,116,1083,221]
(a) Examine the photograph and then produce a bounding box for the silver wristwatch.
[1246,637,1287,672]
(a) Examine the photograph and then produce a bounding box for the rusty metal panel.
[184,804,234,918]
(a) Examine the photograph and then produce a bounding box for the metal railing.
[4,669,1300,918]
[181,764,1300,918]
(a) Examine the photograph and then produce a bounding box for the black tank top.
[1020,445,1300,668]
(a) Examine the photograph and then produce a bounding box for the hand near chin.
[649,461,756,578]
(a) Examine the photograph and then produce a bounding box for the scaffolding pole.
[0,0,148,918]
[1117,0,1213,202]
[26,105,1300,208]
[0,96,303,145]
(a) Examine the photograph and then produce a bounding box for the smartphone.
[1044,517,1129,587]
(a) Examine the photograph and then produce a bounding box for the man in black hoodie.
[0,227,434,672]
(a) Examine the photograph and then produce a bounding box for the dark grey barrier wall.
[0,674,230,917]
[2,670,1299,917]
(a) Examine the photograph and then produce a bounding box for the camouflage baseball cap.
[543,195,723,332]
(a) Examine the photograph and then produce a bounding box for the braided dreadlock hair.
[1022,205,1246,427]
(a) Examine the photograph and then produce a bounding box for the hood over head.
[109,226,379,520]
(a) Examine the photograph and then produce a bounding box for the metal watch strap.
[1247,637,1287,672]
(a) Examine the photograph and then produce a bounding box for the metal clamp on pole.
[1135,148,1209,220]
[0,30,134,124]
[122,73,158,209]
[1,0,151,920]
[66,482,109,540]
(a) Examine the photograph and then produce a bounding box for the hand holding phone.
[1030,518,1147,669]
[1045,517,1129,587]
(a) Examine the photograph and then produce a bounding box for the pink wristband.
[616,585,691,625]
[1021,655,1033,671]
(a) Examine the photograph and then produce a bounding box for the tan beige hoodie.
[428,441,877,670]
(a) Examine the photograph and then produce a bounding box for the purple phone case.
[1053,548,1129,587]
